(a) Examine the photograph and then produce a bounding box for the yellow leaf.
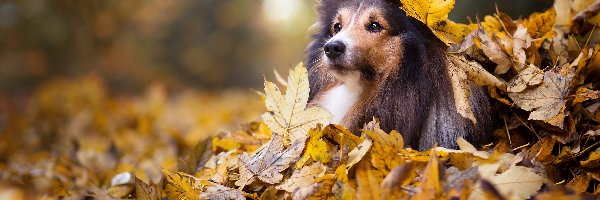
[580,151,600,168]
[162,169,207,200]
[522,8,557,47]
[276,162,327,192]
[356,162,382,200]
[412,151,442,200]
[363,123,405,178]
[400,0,469,44]
[261,63,332,145]
[297,127,330,168]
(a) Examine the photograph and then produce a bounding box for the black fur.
[305,0,493,150]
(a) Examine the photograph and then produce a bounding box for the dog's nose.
[324,41,345,59]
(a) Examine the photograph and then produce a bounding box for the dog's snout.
[324,41,346,59]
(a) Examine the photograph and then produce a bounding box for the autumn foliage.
[2,0,600,199]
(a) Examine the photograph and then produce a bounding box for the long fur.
[305,0,493,150]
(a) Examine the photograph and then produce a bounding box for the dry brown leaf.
[580,151,600,168]
[291,175,335,200]
[135,177,162,200]
[471,166,546,200]
[478,25,513,74]
[573,87,600,104]
[511,24,533,71]
[200,183,245,200]
[566,173,592,193]
[261,63,332,144]
[276,162,327,192]
[507,64,544,93]
[381,162,415,198]
[236,134,305,188]
[509,70,571,123]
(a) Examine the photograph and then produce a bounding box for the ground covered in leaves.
[2,0,600,199]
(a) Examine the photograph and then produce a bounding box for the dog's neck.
[319,71,363,124]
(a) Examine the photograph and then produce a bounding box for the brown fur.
[306,0,494,150]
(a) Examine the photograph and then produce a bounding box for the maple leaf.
[297,127,330,168]
[261,63,332,144]
[200,183,245,200]
[162,169,208,200]
[235,133,305,188]
[507,64,544,93]
[276,162,327,192]
[400,0,470,44]
[508,70,571,125]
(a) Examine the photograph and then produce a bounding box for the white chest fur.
[320,83,362,124]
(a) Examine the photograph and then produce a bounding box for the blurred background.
[0,0,554,95]
[0,0,560,197]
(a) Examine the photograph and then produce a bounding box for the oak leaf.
[261,63,332,144]
[235,133,305,188]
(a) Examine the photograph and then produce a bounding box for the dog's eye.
[333,23,342,33]
[367,22,383,32]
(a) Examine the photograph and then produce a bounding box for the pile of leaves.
[2,0,600,199]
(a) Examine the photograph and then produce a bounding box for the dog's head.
[310,0,412,84]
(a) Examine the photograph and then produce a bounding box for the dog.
[305,0,493,150]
